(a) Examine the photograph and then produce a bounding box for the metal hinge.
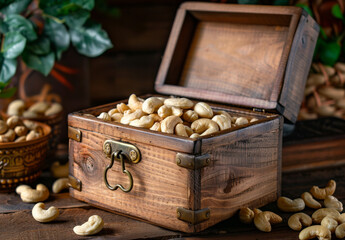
[253,108,265,113]
[176,207,210,225]
[68,175,82,191]
[68,126,81,142]
[176,153,211,170]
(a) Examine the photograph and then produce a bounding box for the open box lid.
[155,2,319,123]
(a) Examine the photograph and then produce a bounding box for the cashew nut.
[336,223,345,239]
[32,202,59,222]
[142,97,164,114]
[339,213,345,223]
[310,180,336,200]
[45,103,63,116]
[212,115,231,130]
[129,116,154,129]
[157,105,172,118]
[253,211,282,232]
[277,196,305,212]
[235,117,249,126]
[16,185,32,195]
[171,107,183,117]
[23,120,39,131]
[0,129,15,142]
[150,122,161,132]
[28,101,50,114]
[0,120,7,134]
[324,195,343,212]
[108,108,119,116]
[120,109,145,125]
[239,207,254,224]
[194,102,213,118]
[52,178,69,193]
[288,213,312,231]
[128,94,143,111]
[149,114,163,122]
[51,161,69,178]
[301,192,322,209]
[250,118,259,123]
[23,110,39,118]
[321,216,338,233]
[26,130,40,141]
[190,133,200,139]
[73,215,104,236]
[6,115,21,129]
[161,116,183,134]
[299,225,331,240]
[110,113,123,122]
[97,112,111,121]
[214,110,232,120]
[253,208,262,215]
[17,184,49,203]
[182,110,198,123]
[7,99,25,116]
[312,208,341,224]
[15,136,26,142]
[14,126,28,137]
[175,123,188,137]
[164,98,194,109]
[116,103,130,113]
[191,118,219,136]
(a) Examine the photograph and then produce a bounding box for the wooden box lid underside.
[155,2,319,123]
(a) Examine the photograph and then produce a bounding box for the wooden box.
[68,2,319,233]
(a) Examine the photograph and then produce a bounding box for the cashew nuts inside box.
[92,94,258,138]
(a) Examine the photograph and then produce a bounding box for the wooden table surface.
[1,156,345,240]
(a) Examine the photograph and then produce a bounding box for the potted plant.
[0,0,113,191]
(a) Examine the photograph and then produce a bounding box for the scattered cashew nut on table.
[277,196,305,212]
[239,207,255,224]
[73,215,104,236]
[310,180,336,200]
[16,184,49,203]
[335,223,345,239]
[288,213,312,231]
[311,208,341,224]
[324,195,343,212]
[299,225,331,240]
[253,211,282,232]
[301,192,322,209]
[32,202,59,222]
[321,216,338,233]
[52,178,70,194]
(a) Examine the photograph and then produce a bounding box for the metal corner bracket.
[176,153,211,170]
[176,207,210,225]
[68,175,82,191]
[68,126,81,142]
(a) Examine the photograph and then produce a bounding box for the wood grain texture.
[279,12,319,123]
[197,119,282,231]
[155,2,309,117]
[69,129,194,232]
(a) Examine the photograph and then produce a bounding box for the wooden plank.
[0,207,178,240]
[69,129,194,232]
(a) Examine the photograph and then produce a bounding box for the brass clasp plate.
[103,140,141,164]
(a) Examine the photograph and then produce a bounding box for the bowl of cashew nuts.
[0,115,51,192]
[2,99,63,156]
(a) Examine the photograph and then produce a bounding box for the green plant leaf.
[0,19,9,34]
[4,14,37,41]
[0,0,15,9]
[0,87,16,98]
[70,21,113,57]
[332,4,344,20]
[26,36,51,55]
[22,50,55,76]
[43,18,70,60]
[0,0,31,15]
[64,7,90,28]
[72,0,94,11]
[319,41,341,66]
[2,32,26,59]
[319,27,328,40]
[296,3,314,17]
[0,55,17,88]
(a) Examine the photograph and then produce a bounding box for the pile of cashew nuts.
[95,94,258,138]
[0,116,44,143]
[7,99,63,118]
[239,179,345,239]
[14,161,102,236]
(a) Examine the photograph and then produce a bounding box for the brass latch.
[176,153,211,170]
[68,126,81,142]
[103,140,141,193]
[68,175,82,191]
[177,207,210,225]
